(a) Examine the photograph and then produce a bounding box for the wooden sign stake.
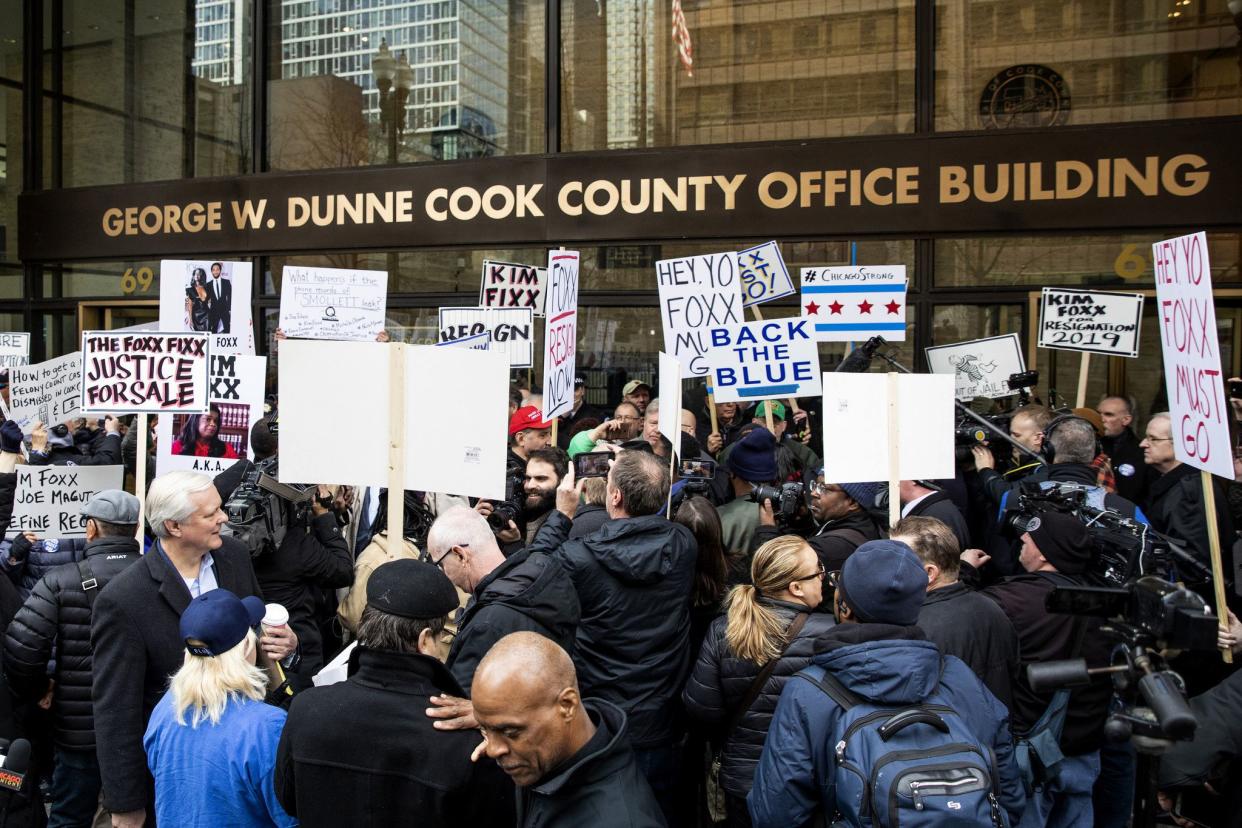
[1201,469,1233,664]
[134,414,148,542]
[386,345,406,549]
[1075,352,1091,409]
[887,372,901,529]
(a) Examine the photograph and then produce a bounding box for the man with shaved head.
[472,632,666,827]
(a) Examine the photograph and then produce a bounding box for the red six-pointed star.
[828,300,844,314]
[805,301,820,315]
[858,300,873,314]
[885,300,901,315]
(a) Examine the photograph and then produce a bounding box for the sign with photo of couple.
[159,260,254,355]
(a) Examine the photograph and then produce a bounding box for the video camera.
[952,370,1040,462]
[222,457,315,558]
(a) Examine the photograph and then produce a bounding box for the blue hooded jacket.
[748,624,1025,827]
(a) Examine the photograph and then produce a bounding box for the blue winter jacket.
[748,624,1025,828]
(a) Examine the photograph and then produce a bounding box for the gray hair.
[610,449,669,517]
[426,505,497,561]
[145,471,215,538]
[1048,417,1099,464]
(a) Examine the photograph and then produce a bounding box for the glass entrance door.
[77,300,159,337]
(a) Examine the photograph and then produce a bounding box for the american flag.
[671,0,693,77]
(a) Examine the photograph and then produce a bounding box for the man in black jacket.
[91,470,297,827]
[276,559,513,827]
[1098,395,1151,506]
[753,473,885,572]
[898,478,970,550]
[4,490,141,828]
[473,631,665,828]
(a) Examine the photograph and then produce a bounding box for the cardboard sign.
[1038,288,1144,357]
[9,353,83,434]
[542,251,580,420]
[156,355,267,478]
[801,266,908,342]
[821,373,955,483]
[159,260,254,355]
[925,333,1026,401]
[658,351,682,458]
[657,252,743,376]
[479,260,548,316]
[278,265,388,341]
[738,241,796,308]
[1153,231,1231,479]
[0,334,30,368]
[8,465,124,538]
[438,307,534,368]
[80,331,210,415]
[434,330,491,351]
[705,319,822,403]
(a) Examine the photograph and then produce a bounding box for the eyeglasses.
[428,543,467,570]
[810,482,841,497]
[790,563,827,585]
[612,415,639,422]
[825,569,841,590]
[1142,435,1173,443]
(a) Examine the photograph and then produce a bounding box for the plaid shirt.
[1092,452,1116,493]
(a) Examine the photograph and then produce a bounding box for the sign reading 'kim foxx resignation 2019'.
[801,266,907,342]
[704,319,822,403]
[80,331,210,414]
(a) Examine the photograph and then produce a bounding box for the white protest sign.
[738,241,795,308]
[434,330,491,351]
[159,260,254,354]
[278,265,388,341]
[156,355,267,478]
[704,318,822,403]
[658,351,682,458]
[821,373,955,483]
[801,266,908,342]
[479,260,548,316]
[925,333,1026,401]
[438,307,534,368]
[0,334,30,368]
[8,465,124,538]
[1038,288,1144,357]
[9,353,83,434]
[80,331,210,415]
[542,251,580,421]
[1153,231,1231,479]
[657,252,743,376]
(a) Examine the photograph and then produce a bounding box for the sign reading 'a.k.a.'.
[801,266,907,342]
[705,319,822,403]
[1038,288,1144,357]
[80,331,210,414]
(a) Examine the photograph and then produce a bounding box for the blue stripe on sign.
[814,323,907,332]
[802,284,905,294]
[736,385,799,397]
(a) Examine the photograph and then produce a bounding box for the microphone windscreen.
[3,739,31,774]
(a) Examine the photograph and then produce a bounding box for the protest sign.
[278,265,388,341]
[1153,231,1231,480]
[80,331,210,415]
[925,333,1026,401]
[704,319,822,403]
[738,241,795,308]
[438,307,534,368]
[0,334,30,368]
[159,260,254,354]
[479,260,548,316]
[8,465,123,538]
[801,266,907,342]
[9,352,83,434]
[434,330,491,351]
[821,373,955,484]
[1038,288,1144,358]
[657,252,743,376]
[156,354,266,478]
[542,250,580,421]
[658,352,682,456]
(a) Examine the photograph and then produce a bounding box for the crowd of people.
[0,370,1240,827]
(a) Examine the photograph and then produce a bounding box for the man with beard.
[523,448,570,545]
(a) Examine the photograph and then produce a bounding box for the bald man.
[472,632,666,828]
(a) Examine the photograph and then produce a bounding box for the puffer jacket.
[552,513,698,749]
[1,536,90,600]
[2,535,140,748]
[682,600,835,796]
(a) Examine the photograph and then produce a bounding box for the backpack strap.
[77,559,99,610]
[796,663,864,711]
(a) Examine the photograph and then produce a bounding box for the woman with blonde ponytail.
[683,535,835,827]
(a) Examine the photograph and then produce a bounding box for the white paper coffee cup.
[262,603,289,630]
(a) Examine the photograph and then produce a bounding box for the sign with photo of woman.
[155,354,267,478]
[159,259,254,355]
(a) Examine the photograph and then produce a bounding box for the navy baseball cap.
[838,540,928,626]
[180,590,265,657]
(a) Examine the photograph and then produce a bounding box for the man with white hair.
[91,470,299,828]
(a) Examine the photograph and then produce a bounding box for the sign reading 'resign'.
[542,251,580,421]
[1037,288,1144,358]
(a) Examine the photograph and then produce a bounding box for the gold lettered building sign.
[19,117,1242,261]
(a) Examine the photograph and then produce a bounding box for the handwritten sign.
[801,266,908,342]
[479,260,548,316]
[81,331,210,415]
[657,252,743,376]
[542,251,580,420]
[738,241,795,308]
[438,307,534,368]
[434,330,491,351]
[925,333,1026,401]
[159,260,254,354]
[278,265,388,341]
[705,319,822,403]
[8,465,124,538]
[156,354,267,478]
[1038,288,1143,357]
[1153,231,1231,479]
[9,353,83,434]
[0,334,30,368]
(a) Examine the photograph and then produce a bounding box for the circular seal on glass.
[979,65,1071,129]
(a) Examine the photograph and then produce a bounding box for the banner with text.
[1153,231,1231,479]
[801,266,908,342]
[542,250,580,420]
[657,252,743,377]
[0,334,30,369]
[739,241,795,308]
[479,260,547,316]
[925,333,1026,401]
[438,307,533,368]
[156,354,267,478]
[705,319,822,403]
[434,330,491,351]
[9,352,83,434]
[8,464,124,538]
[159,259,254,354]
[278,265,388,341]
[81,331,210,415]
[1038,288,1144,357]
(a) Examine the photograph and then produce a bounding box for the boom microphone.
[0,738,29,793]
[836,337,886,373]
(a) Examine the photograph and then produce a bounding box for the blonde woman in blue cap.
[143,589,296,827]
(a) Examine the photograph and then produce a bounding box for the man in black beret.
[275,560,513,827]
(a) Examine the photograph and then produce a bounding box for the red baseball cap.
[509,405,553,436]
